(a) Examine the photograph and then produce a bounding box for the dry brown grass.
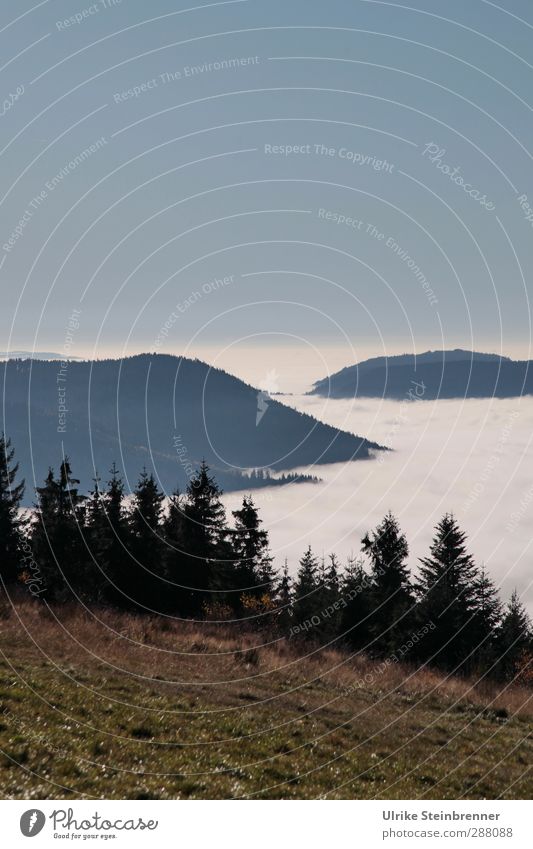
[0,600,533,716]
[0,595,531,799]
[3,596,531,715]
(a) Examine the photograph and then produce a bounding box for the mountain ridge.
[310,349,531,399]
[1,353,385,502]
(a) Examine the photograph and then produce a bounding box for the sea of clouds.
[223,395,533,614]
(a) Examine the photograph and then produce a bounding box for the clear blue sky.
[2,0,533,371]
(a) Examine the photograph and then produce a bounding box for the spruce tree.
[470,564,503,674]
[162,489,189,613]
[313,553,343,640]
[325,553,341,598]
[416,513,480,671]
[87,464,131,607]
[181,462,231,614]
[316,555,329,605]
[83,475,108,602]
[0,434,25,585]
[340,555,372,650]
[276,557,293,634]
[292,546,320,634]
[232,495,275,597]
[105,463,129,557]
[127,468,165,610]
[31,459,86,600]
[185,462,227,548]
[85,475,103,529]
[496,590,532,681]
[362,512,413,655]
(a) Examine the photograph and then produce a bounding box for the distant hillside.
[0,350,81,360]
[1,354,384,501]
[310,349,533,399]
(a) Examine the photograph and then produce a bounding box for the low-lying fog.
[223,395,533,614]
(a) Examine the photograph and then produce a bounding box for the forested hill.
[310,349,533,399]
[1,354,383,501]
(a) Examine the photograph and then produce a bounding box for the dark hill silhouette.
[310,349,532,399]
[1,354,384,502]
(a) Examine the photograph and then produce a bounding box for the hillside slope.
[311,349,533,399]
[0,601,530,800]
[1,354,384,500]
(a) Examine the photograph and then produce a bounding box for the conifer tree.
[276,557,293,633]
[82,475,108,602]
[325,553,341,598]
[0,434,25,585]
[496,590,532,681]
[316,555,328,604]
[85,475,103,529]
[185,462,227,548]
[470,564,503,673]
[105,463,128,546]
[127,468,165,609]
[416,513,480,670]
[88,464,131,607]
[162,489,189,613]
[232,495,274,595]
[292,546,320,632]
[181,461,231,614]
[277,558,292,603]
[31,458,86,600]
[313,553,343,640]
[362,512,413,654]
[340,555,372,650]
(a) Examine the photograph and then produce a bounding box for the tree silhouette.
[182,461,231,614]
[127,468,165,610]
[470,564,503,673]
[232,495,275,599]
[31,459,86,601]
[0,434,25,585]
[275,558,293,633]
[497,590,532,681]
[85,464,131,607]
[340,556,372,650]
[292,546,320,633]
[416,513,479,670]
[4,434,526,687]
[362,512,413,655]
[162,488,189,613]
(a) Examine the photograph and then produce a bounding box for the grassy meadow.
[0,598,531,799]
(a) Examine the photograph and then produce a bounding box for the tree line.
[0,433,531,684]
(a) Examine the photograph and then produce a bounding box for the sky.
[1,0,533,378]
[1,1,533,611]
